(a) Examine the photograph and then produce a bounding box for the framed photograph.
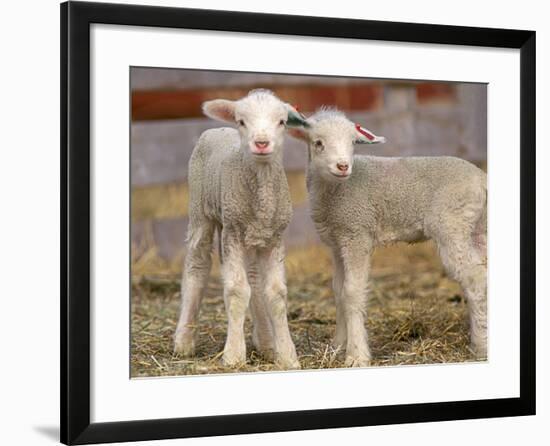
[61,1,536,444]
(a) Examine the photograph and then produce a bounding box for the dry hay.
[131,241,479,377]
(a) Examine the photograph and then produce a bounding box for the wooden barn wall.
[130,68,487,260]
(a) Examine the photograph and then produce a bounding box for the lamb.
[289,109,487,367]
[174,89,307,369]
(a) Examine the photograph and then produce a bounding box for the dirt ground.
[131,241,480,377]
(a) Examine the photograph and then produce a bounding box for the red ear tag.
[355,123,375,141]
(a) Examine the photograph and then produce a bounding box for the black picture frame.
[61,1,536,444]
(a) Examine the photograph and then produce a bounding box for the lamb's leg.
[248,263,275,360]
[174,222,214,356]
[437,236,487,359]
[260,245,300,369]
[221,236,251,367]
[332,253,346,351]
[340,243,372,367]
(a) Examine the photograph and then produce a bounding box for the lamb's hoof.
[255,348,275,362]
[275,355,301,370]
[344,355,371,368]
[471,344,487,360]
[173,337,195,357]
[252,335,275,362]
[222,350,246,367]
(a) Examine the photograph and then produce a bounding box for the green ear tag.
[287,107,310,128]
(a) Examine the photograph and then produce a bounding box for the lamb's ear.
[202,99,236,123]
[286,104,310,128]
[287,127,310,142]
[354,123,386,144]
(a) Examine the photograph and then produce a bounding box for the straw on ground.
[131,241,477,377]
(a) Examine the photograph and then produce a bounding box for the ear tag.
[287,105,310,128]
[355,123,386,144]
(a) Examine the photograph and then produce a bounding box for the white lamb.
[289,109,487,367]
[174,89,307,369]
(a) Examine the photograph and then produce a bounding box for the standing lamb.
[174,89,306,369]
[289,109,487,367]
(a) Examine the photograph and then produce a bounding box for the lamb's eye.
[314,140,324,151]
[279,119,286,126]
[238,119,246,127]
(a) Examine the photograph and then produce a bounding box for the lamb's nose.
[336,162,349,172]
[255,141,269,149]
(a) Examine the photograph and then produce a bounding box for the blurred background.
[131,68,486,267]
[130,68,487,376]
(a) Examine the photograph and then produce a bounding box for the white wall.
[0,0,547,445]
